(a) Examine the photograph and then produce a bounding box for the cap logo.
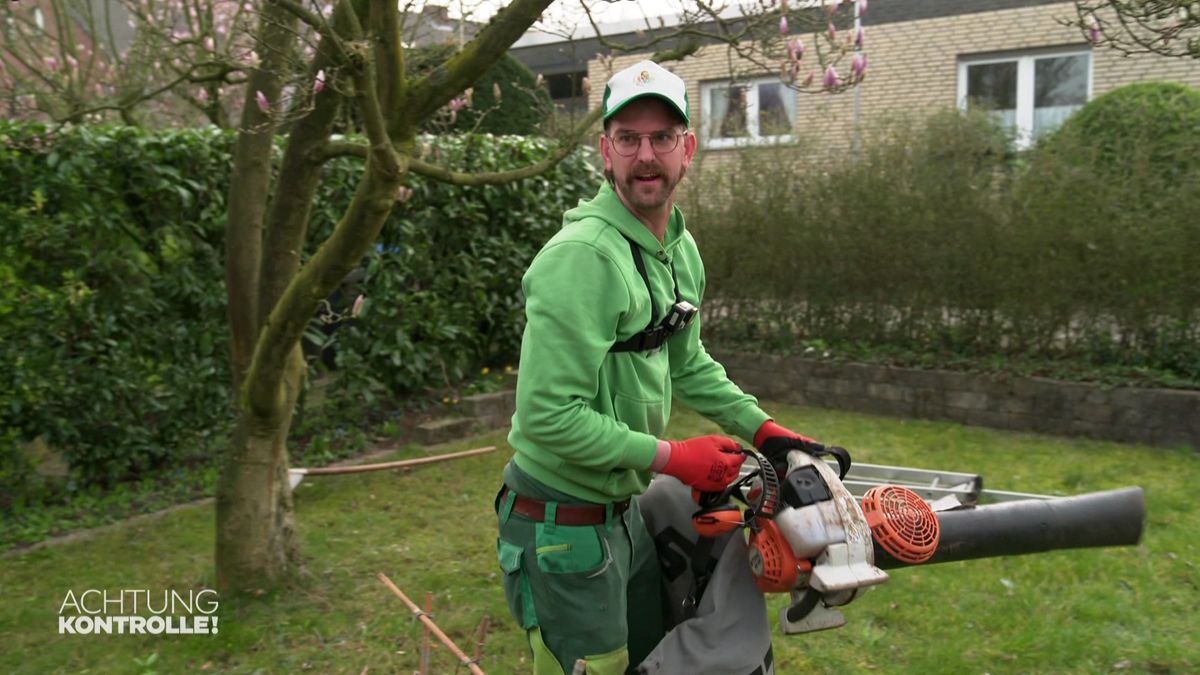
[636,70,652,86]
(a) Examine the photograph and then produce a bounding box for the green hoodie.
[507,182,769,503]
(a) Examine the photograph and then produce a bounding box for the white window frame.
[957,46,1093,148]
[700,76,797,149]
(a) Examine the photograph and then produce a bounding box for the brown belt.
[500,487,630,526]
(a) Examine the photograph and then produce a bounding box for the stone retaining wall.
[710,350,1200,450]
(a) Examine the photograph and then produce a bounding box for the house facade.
[513,0,1200,157]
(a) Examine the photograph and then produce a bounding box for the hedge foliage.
[687,99,1200,382]
[0,124,233,495]
[0,123,600,499]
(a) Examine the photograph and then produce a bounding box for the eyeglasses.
[607,130,684,156]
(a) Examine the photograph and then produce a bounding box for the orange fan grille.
[861,485,940,564]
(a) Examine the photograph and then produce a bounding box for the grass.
[1,401,1196,674]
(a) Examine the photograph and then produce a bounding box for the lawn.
[1,401,1196,674]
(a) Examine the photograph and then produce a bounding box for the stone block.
[414,417,475,446]
[946,390,989,410]
[462,390,516,421]
[867,382,911,403]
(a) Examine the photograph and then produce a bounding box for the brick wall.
[710,350,1200,449]
[586,1,1200,167]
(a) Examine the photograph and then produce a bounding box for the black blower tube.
[872,487,1145,569]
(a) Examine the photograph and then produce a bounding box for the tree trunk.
[215,348,306,591]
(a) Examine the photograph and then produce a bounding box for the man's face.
[600,98,697,217]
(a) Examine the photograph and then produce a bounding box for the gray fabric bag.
[636,477,776,675]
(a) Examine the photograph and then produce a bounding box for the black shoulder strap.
[610,236,661,353]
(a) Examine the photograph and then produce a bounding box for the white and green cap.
[602,60,690,126]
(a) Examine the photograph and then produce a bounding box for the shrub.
[0,124,233,489]
[0,123,600,495]
[319,135,602,397]
[686,104,1200,382]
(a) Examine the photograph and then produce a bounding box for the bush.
[317,135,602,397]
[0,123,600,497]
[1043,81,1200,181]
[686,104,1200,383]
[0,124,233,490]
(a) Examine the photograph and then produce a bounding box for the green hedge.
[686,104,1200,383]
[0,123,600,501]
[0,125,233,496]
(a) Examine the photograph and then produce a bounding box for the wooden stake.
[378,573,486,675]
[419,592,433,675]
[473,615,491,662]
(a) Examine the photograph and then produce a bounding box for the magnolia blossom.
[351,295,365,318]
[854,26,865,49]
[536,73,544,87]
[789,37,805,61]
[827,22,837,41]
[493,82,502,102]
[857,0,868,18]
[1085,14,1102,43]
[449,97,467,111]
[45,56,59,72]
[255,89,269,113]
[851,53,868,79]
[780,16,789,35]
[198,88,209,103]
[822,64,840,89]
[582,76,591,95]
[66,55,79,71]
[314,69,326,94]
[395,186,414,202]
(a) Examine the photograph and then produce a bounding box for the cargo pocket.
[534,522,607,575]
[497,538,537,629]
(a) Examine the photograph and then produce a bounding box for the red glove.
[661,435,746,492]
[753,420,818,449]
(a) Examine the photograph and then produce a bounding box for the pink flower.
[493,82,502,102]
[854,26,865,48]
[582,76,591,95]
[857,0,868,17]
[449,97,467,111]
[45,56,59,72]
[822,64,840,89]
[66,55,78,71]
[851,53,867,79]
[789,37,805,61]
[255,90,269,113]
[204,36,215,51]
[827,22,837,41]
[314,69,326,94]
[395,186,413,202]
[198,88,209,103]
[351,295,365,318]
[1085,14,1102,43]
[536,73,544,87]
[780,16,789,36]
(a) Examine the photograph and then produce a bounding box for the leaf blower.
[688,447,1145,635]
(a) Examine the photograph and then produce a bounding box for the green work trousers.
[495,467,665,675]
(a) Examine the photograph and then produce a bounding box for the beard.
[607,161,688,214]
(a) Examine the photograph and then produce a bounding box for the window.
[701,77,796,149]
[958,48,1091,146]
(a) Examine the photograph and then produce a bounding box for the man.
[495,60,822,675]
